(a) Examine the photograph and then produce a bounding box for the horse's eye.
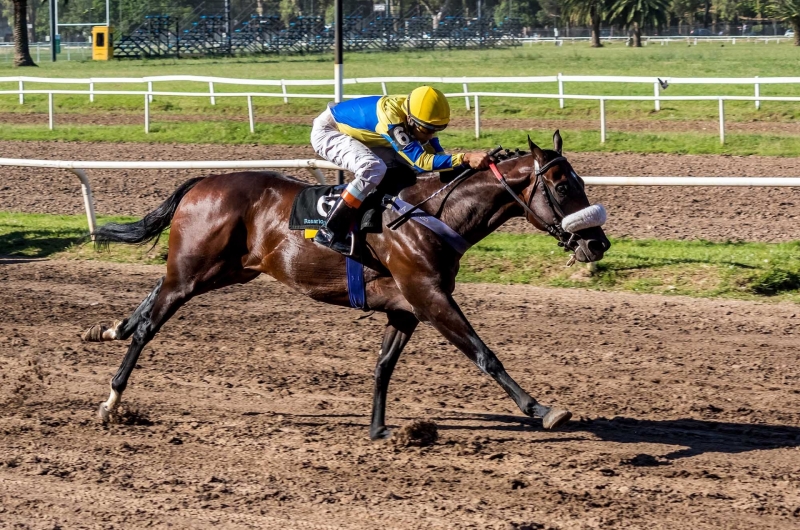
[556,183,569,196]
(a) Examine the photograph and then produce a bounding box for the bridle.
[489,155,582,253]
[386,148,596,263]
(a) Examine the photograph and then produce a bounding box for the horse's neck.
[409,157,530,245]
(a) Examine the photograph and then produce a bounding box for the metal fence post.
[69,168,97,236]
[754,76,760,110]
[48,93,54,130]
[463,81,470,110]
[89,81,94,103]
[600,98,606,143]
[653,81,660,111]
[247,95,254,133]
[381,81,387,95]
[558,72,564,109]
[145,94,150,133]
[209,81,216,105]
[281,80,288,104]
[718,98,725,145]
[148,81,154,103]
[18,80,23,105]
[474,95,480,139]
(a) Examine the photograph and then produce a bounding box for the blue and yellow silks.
[330,96,465,173]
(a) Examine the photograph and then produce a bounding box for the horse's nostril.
[587,240,606,255]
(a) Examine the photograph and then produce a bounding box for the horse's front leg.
[370,310,418,440]
[407,287,571,430]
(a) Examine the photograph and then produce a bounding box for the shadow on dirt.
[436,413,800,460]
[0,231,85,259]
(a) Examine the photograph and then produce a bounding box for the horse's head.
[514,131,610,263]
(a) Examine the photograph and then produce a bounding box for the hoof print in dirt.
[391,420,438,448]
[621,453,671,467]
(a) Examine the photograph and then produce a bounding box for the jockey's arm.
[382,125,464,173]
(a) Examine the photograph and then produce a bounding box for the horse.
[83,131,610,440]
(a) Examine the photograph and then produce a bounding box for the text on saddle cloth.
[288,184,383,234]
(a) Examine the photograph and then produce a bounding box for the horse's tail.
[92,177,205,248]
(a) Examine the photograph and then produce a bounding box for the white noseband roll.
[561,204,607,233]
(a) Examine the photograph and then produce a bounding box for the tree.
[562,0,612,47]
[12,0,36,66]
[768,0,800,45]
[611,0,671,46]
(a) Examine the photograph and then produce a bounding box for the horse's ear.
[553,130,563,154]
[527,134,545,164]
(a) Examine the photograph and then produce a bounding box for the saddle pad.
[289,185,340,230]
[289,184,383,233]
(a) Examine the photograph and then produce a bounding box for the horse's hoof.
[82,324,108,342]
[98,403,112,423]
[370,427,392,441]
[542,408,572,430]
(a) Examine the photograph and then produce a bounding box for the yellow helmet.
[405,86,450,131]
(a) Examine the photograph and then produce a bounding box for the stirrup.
[331,232,356,256]
[314,229,356,256]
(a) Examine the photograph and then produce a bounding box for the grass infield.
[3,211,800,302]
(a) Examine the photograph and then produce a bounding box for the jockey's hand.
[463,151,492,170]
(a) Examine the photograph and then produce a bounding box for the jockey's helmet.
[405,86,450,131]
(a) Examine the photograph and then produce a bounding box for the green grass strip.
[3,212,800,302]
[0,121,799,156]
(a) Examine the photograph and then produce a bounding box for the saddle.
[288,184,384,239]
[289,166,418,244]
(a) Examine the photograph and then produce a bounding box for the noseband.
[489,156,580,252]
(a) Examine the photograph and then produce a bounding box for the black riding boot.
[313,196,359,255]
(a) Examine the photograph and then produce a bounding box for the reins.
[386,146,503,230]
[487,156,568,241]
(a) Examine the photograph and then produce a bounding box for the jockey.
[310,85,491,253]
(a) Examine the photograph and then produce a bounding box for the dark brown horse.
[84,132,610,440]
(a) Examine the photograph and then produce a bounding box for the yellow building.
[92,26,114,60]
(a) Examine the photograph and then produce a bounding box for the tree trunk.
[633,21,642,47]
[591,13,602,48]
[703,0,710,28]
[794,19,800,47]
[13,0,36,67]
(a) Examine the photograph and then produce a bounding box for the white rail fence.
[521,36,792,46]
[0,158,337,234]
[3,157,800,235]
[3,74,800,144]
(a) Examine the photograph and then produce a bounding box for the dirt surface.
[4,111,800,136]
[0,258,798,529]
[3,140,800,241]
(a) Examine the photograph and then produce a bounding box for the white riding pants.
[311,108,393,205]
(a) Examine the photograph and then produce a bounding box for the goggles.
[409,117,448,133]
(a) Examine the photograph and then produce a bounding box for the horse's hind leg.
[97,263,258,422]
[97,275,190,421]
[82,277,165,343]
[369,310,418,440]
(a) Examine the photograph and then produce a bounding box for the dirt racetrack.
[1,141,800,529]
[2,140,800,241]
[1,257,799,529]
